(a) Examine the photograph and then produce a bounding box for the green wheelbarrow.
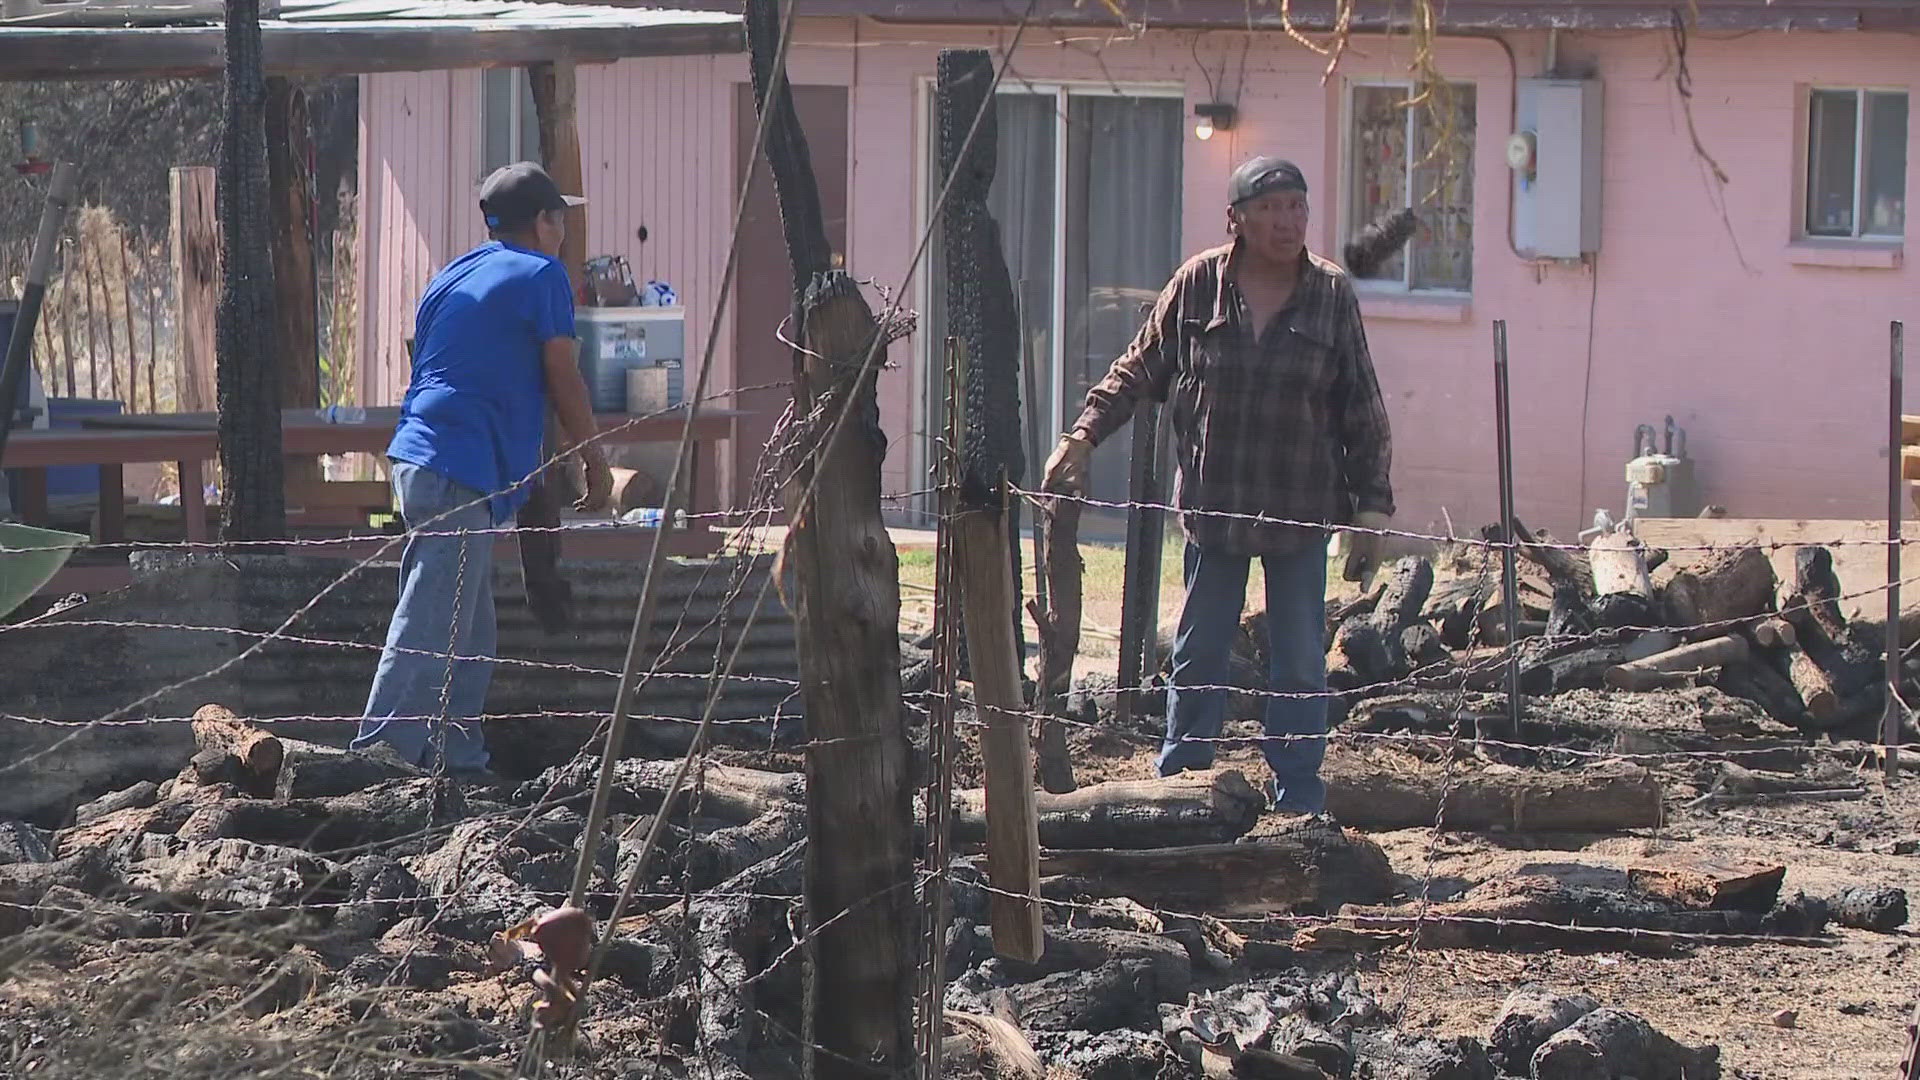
[0,522,88,620]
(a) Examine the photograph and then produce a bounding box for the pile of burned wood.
[5,697,1913,1080]
[1315,519,1901,743]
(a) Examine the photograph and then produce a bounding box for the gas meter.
[1624,416,1698,520]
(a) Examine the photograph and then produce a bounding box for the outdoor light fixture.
[1193,102,1237,142]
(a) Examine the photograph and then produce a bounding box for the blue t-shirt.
[388,241,575,523]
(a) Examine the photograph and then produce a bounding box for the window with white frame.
[1346,82,1476,292]
[482,68,542,176]
[1804,88,1907,239]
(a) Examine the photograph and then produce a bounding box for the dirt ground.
[1020,718,1920,1080]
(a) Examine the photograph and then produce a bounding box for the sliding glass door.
[923,86,1183,529]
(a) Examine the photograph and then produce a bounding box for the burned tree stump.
[745,0,918,1069]
[1662,543,1774,633]
[987,960,1165,1033]
[685,806,806,891]
[1828,885,1908,932]
[274,739,423,800]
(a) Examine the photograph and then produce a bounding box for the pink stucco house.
[356,0,1919,538]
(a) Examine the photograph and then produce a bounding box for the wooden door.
[731,83,849,517]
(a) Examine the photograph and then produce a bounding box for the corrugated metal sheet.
[0,552,802,752]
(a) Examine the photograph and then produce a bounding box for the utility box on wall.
[1510,78,1603,259]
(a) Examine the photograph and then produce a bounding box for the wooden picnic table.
[3,406,741,545]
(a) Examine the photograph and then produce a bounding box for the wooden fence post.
[215,0,286,540]
[170,166,219,415]
[936,48,1043,962]
[745,0,918,1073]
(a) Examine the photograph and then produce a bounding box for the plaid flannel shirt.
[1072,242,1394,556]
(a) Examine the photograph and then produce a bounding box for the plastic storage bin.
[577,307,685,412]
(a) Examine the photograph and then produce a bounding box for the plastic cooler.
[577,307,685,412]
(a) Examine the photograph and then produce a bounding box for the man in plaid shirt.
[1043,156,1394,813]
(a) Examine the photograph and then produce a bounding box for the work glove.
[1042,431,1093,494]
[575,444,615,514]
[1343,511,1392,583]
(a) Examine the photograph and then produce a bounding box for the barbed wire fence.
[5,7,1920,1080]
[6,309,1919,1078]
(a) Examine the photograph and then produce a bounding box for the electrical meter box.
[577,307,686,413]
[1511,78,1603,259]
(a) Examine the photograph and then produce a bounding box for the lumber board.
[954,507,1043,962]
[282,478,391,510]
[1626,858,1785,913]
[169,166,218,415]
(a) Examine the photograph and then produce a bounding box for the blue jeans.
[352,461,496,772]
[1160,540,1329,811]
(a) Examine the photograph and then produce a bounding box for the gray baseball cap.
[480,162,586,231]
[1229,156,1308,205]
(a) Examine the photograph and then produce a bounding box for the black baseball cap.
[1229,156,1308,206]
[479,162,586,231]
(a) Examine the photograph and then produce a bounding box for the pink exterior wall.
[361,23,1919,536]
[359,56,742,410]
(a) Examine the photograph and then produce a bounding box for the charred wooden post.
[935,47,1043,962]
[1117,405,1167,726]
[216,0,286,540]
[266,77,321,489]
[745,0,917,1071]
[1029,492,1082,793]
[936,48,1029,684]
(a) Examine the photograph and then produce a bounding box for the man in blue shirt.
[354,162,614,777]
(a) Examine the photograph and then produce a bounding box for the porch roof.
[0,0,743,80]
[651,0,1920,33]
